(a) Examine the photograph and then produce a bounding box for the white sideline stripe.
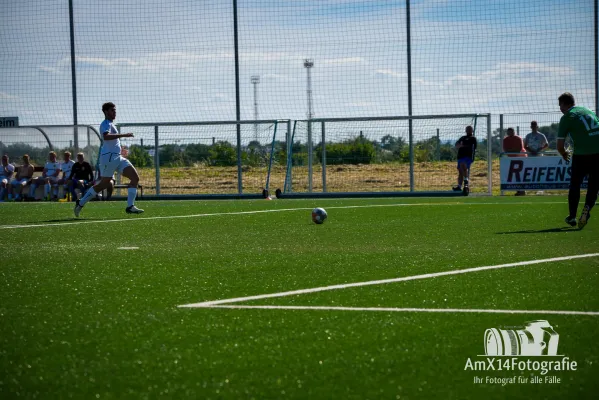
[0,201,563,230]
[0,207,314,230]
[118,247,139,250]
[198,305,599,316]
[178,253,599,308]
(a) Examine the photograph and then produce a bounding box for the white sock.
[80,188,97,206]
[127,187,137,207]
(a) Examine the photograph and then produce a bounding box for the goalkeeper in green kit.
[557,92,599,229]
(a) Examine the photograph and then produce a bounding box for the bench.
[10,167,143,200]
[112,183,144,199]
[14,166,85,201]
[108,172,143,199]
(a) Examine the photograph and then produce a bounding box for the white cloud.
[56,56,140,68]
[376,69,406,78]
[442,62,575,87]
[323,57,365,65]
[39,66,62,74]
[241,51,299,62]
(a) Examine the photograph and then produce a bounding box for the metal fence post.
[321,121,326,192]
[154,125,160,195]
[308,120,313,192]
[287,120,292,192]
[436,128,440,161]
[487,114,492,195]
[406,0,414,192]
[68,0,78,151]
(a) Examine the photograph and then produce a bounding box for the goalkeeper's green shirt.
[558,106,599,155]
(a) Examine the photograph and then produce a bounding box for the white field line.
[200,305,599,316]
[179,253,599,308]
[0,201,563,230]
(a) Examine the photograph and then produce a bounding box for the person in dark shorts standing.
[557,92,599,229]
[453,125,477,195]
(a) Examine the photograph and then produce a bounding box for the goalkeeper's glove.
[561,151,571,164]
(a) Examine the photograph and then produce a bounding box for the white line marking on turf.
[0,201,564,230]
[118,247,139,250]
[178,253,599,308]
[198,305,599,316]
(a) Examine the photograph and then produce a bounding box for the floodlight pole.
[304,59,314,192]
[251,75,260,142]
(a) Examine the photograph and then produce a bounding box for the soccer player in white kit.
[74,102,143,217]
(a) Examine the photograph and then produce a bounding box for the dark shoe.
[578,205,591,230]
[462,184,469,196]
[126,205,144,214]
[452,185,462,191]
[565,216,577,227]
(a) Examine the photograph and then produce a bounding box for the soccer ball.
[311,207,327,224]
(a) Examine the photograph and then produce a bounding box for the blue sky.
[0,0,596,132]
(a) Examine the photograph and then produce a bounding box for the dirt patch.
[136,160,500,195]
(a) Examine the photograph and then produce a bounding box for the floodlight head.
[303,59,314,68]
[251,75,260,84]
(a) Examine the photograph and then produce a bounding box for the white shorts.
[99,153,133,178]
[0,176,7,185]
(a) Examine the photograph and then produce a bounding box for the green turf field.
[1,196,598,399]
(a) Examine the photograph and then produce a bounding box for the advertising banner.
[500,156,588,190]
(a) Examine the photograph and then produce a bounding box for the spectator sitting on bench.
[11,154,34,201]
[67,152,95,201]
[0,154,15,201]
[30,151,61,200]
[57,151,75,200]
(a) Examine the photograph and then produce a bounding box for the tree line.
[0,123,561,168]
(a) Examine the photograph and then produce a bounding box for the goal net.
[116,120,288,196]
[284,114,490,195]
